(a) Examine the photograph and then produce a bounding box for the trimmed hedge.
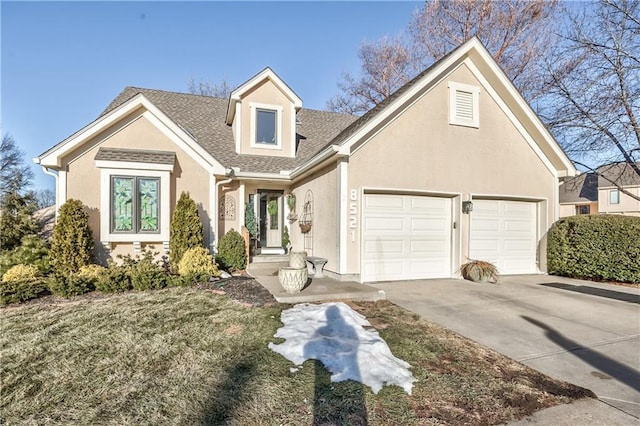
[216,229,247,271]
[547,215,640,283]
[0,279,47,306]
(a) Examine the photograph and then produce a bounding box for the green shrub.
[166,273,201,287]
[548,215,640,283]
[48,273,94,298]
[2,264,40,283]
[178,246,219,280]
[95,263,132,293]
[170,192,204,268]
[78,264,105,283]
[50,199,94,277]
[0,235,50,277]
[0,279,47,306]
[216,229,247,271]
[128,252,167,291]
[0,191,40,251]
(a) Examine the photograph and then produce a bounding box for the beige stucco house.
[34,38,576,282]
[559,163,640,217]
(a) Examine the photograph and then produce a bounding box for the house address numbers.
[349,189,357,242]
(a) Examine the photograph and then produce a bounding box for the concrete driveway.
[371,275,640,422]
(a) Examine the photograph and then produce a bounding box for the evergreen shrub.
[216,229,247,271]
[548,215,640,283]
[178,246,219,279]
[49,199,94,277]
[170,192,204,268]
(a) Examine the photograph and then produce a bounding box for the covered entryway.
[469,199,537,274]
[362,194,452,282]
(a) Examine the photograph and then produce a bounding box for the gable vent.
[448,82,480,128]
[455,90,474,121]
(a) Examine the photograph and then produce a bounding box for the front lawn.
[0,286,592,425]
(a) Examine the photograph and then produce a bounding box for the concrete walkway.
[247,262,385,304]
[372,275,640,424]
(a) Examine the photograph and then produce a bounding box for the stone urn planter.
[289,250,307,269]
[278,267,308,293]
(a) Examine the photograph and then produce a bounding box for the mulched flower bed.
[196,275,278,307]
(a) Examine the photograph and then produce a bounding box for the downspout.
[40,166,59,218]
[213,171,234,251]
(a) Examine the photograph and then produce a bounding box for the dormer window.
[256,108,277,144]
[250,102,283,150]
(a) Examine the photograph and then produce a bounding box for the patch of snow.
[268,302,415,395]
[219,271,232,279]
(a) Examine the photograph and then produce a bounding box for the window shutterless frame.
[110,175,161,234]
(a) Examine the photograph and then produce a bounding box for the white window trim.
[448,81,480,128]
[99,167,171,243]
[249,102,283,150]
[609,189,620,205]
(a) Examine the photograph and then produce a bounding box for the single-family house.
[559,162,640,217]
[34,37,576,282]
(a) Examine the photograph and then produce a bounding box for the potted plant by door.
[282,226,291,254]
[460,259,499,283]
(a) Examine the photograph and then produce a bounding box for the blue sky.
[2,1,422,191]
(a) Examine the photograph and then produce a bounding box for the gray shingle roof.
[559,173,598,203]
[95,147,176,165]
[100,88,356,174]
[596,162,640,187]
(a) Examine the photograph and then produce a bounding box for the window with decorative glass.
[111,176,160,233]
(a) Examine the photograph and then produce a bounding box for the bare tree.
[187,77,234,98]
[328,0,560,115]
[34,188,56,209]
[540,0,640,199]
[1,133,33,197]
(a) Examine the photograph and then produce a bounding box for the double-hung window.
[250,103,283,149]
[111,176,160,233]
[609,189,620,205]
[256,108,277,145]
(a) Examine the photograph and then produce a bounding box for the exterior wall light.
[462,201,473,214]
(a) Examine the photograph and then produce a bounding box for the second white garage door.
[470,199,537,275]
[362,194,452,282]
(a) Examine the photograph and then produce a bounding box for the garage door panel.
[472,218,500,232]
[411,217,450,232]
[503,239,535,251]
[364,216,405,232]
[362,194,452,282]
[410,239,449,254]
[470,199,537,275]
[363,239,405,256]
[504,219,534,232]
[365,195,404,209]
[362,261,405,280]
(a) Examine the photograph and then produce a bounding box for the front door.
[259,191,282,248]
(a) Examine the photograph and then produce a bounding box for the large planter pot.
[289,251,307,269]
[278,267,308,293]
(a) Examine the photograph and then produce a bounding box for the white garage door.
[362,194,452,282]
[470,199,537,275]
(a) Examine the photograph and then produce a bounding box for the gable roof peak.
[226,67,303,124]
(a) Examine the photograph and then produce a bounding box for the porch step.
[251,254,290,263]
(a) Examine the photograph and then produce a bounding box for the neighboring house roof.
[95,147,176,165]
[99,87,356,174]
[596,162,640,188]
[559,173,598,203]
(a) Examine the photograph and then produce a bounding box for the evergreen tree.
[49,199,94,277]
[0,192,41,251]
[170,192,204,267]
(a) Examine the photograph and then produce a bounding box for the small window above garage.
[448,82,480,128]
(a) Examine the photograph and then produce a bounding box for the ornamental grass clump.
[460,260,499,283]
